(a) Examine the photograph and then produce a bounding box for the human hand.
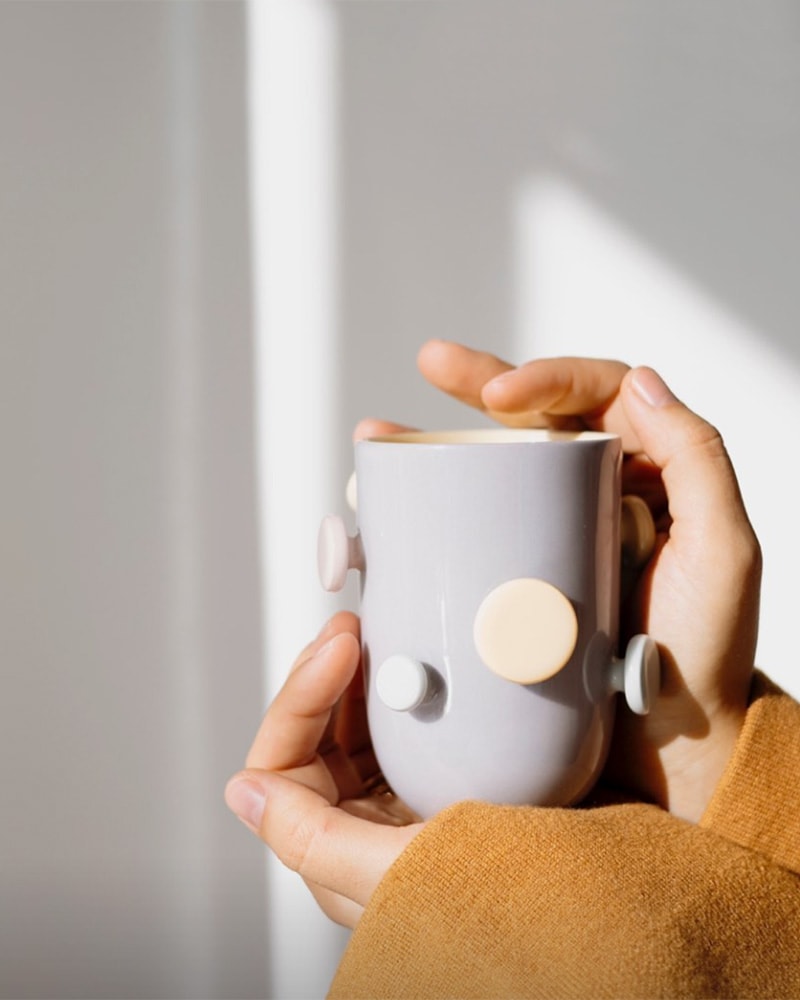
[224,612,423,929]
[368,340,759,824]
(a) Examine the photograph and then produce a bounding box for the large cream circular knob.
[317,514,363,592]
[473,578,578,685]
[375,655,430,712]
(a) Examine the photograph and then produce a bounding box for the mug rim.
[360,428,618,445]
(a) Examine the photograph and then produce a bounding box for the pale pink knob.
[317,514,364,592]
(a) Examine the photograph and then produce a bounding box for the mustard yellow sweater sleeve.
[699,672,800,873]
[328,673,800,999]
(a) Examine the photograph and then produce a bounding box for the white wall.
[3,2,798,999]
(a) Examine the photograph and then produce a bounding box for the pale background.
[1,1,798,998]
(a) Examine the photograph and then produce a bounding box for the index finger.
[416,339,512,412]
[353,417,417,442]
[418,340,642,452]
[482,356,639,451]
[245,625,361,773]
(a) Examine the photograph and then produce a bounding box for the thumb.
[620,367,756,553]
[225,770,421,908]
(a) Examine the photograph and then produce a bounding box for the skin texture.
[225,340,762,929]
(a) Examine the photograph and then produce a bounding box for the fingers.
[225,770,422,914]
[609,366,761,818]
[620,368,759,555]
[417,340,639,443]
[246,617,361,774]
[353,418,417,442]
[306,882,365,929]
[482,357,634,439]
[417,340,513,412]
[620,366,761,716]
[285,609,359,677]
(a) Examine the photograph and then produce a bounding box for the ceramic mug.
[318,429,659,819]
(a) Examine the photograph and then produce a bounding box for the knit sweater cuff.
[699,671,800,875]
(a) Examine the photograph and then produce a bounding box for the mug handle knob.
[608,634,661,715]
[375,654,432,712]
[318,514,364,592]
[621,494,656,569]
[345,471,358,512]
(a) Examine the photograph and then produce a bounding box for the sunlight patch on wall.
[248,0,340,699]
[513,175,799,695]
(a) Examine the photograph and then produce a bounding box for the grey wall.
[0,3,267,998]
[335,0,800,429]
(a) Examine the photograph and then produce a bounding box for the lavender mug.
[318,429,659,819]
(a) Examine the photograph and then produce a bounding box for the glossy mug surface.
[318,429,659,819]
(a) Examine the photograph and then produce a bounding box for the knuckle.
[732,524,763,582]
[299,808,339,882]
[279,813,315,874]
[279,803,337,881]
[683,414,725,454]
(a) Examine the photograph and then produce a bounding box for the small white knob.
[317,514,363,592]
[608,634,660,715]
[376,655,430,712]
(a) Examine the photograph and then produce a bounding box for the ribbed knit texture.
[700,673,800,874]
[329,673,800,999]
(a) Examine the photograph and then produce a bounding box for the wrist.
[659,707,747,824]
[602,699,747,824]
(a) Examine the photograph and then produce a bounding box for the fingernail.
[225,777,266,832]
[631,367,677,408]
[309,633,343,662]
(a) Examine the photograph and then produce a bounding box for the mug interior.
[365,428,617,444]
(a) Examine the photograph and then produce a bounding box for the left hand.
[225,612,423,928]
[404,340,760,823]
